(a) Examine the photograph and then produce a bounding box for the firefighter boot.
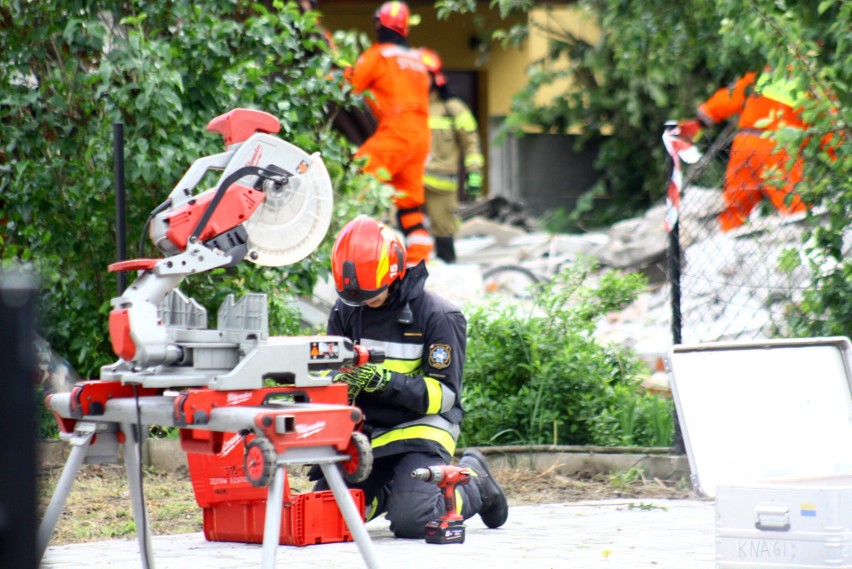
[434,236,456,264]
[459,449,508,528]
[405,228,434,267]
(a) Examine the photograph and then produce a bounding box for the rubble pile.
[433,191,847,389]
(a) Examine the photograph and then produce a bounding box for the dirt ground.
[38,462,698,546]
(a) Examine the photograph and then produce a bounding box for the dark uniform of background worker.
[312,215,508,538]
[344,1,433,267]
[420,48,484,264]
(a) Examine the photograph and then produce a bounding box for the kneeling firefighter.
[312,215,509,538]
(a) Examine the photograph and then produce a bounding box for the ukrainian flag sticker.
[800,503,817,517]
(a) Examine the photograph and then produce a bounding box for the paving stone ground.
[42,499,716,569]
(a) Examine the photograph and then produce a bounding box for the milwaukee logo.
[247,144,263,167]
[296,421,326,439]
[226,391,253,405]
[220,433,242,456]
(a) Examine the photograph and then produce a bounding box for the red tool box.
[187,431,365,546]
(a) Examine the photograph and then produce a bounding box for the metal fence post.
[663,122,685,454]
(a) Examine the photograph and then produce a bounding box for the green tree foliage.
[440,0,850,337]
[0,1,392,377]
[461,257,674,447]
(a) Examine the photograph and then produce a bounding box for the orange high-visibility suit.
[698,70,807,231]
[345,43,432,265]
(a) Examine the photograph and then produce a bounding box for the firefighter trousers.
[357,124,433,265]
[720,131,806,231]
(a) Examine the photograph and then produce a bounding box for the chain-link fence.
[665,124,816,345]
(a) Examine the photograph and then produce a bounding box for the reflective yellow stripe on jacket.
[423,173,457,191]
[360,338,421,373]
[371,417,460,457]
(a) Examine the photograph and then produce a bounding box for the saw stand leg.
[121,421,156,569]
[37,422,97,562]
[37,421,156,569]
[260,465,287,569]
[258,463,383,569]
[321,462,383,569]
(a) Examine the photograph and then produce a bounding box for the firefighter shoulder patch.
[428,344,452,369]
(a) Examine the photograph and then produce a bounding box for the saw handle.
[352,345,385,367]
[333,345,385,374]
[206,108,281,146]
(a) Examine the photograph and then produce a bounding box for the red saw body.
[102,108,338,383]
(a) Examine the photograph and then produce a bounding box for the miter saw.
[101,107,376,389]
[39,109,385,569]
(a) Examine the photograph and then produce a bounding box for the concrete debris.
[457,216,528,247]
[454,217,529,266]
[452,194,843,375]
[597,203,667,269]
[678,187,726,247]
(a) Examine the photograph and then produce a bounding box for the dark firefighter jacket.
[326,262,466,463]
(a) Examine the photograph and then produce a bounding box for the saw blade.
[244,151,334,267]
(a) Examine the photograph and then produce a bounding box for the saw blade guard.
[216,133,334,267]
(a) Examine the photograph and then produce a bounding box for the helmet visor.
[338,284,388,307]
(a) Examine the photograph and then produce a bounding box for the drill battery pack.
[424,519,465,544]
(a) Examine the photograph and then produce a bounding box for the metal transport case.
[667,337,852,569]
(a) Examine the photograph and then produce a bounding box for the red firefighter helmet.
[332,216,407,306]
[374,1,412,37]
[420,48,447,87]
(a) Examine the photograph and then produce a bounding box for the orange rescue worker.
[344,1,433,265]
[688,69,808,231]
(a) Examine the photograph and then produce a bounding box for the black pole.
[663,122,683,345]
[663,122,685,454]
[114,122,127,295]
[0,270,38,569]
[668,222,683,345]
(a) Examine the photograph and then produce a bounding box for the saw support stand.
[41,381,379,569]
[38,109,384,569]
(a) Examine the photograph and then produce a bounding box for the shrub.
[460,256,673,447]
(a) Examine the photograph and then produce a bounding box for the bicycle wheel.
[482,265,542,301]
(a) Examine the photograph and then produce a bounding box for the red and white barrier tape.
[662,122,702,232]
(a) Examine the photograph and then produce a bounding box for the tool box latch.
[754,505,791,532]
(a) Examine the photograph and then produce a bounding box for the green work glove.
[465,171,483,197]
[333,365,392,400]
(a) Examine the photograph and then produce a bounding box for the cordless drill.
[411,464,473,544]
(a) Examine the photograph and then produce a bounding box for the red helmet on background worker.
[374,1,412,37]
[332,216,407,306]
[420,48,447,87]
